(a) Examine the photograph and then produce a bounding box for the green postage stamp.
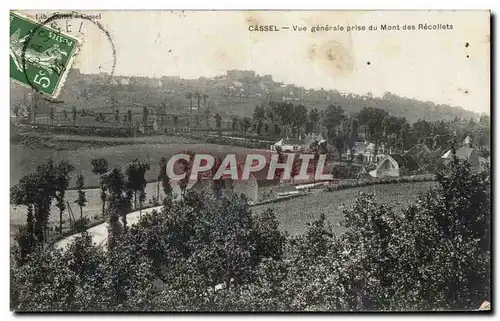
[9,11,81,98]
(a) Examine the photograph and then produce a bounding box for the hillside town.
[10,66,491,312]
[9,9,491,313]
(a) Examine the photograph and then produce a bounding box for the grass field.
[252,181,437,236]
[10,132,437,241]
[10,136,265,188]
[10,133,268,238]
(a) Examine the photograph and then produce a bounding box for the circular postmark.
[20,11,116,103]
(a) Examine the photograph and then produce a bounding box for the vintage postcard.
[9,10,491,312]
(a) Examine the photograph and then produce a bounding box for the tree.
[75,174,87,220]
[232,117,238,132]
[252,105,267,135]
[308,108,320,133]
[203,94,209,109]
[10,159,491,311]
[266,104,277,136]
[393,155,491,309]
[125,159,151,210]
[185,92,193,128]
[13,105,20,118]
[413,119,433,144]
[161,101,168,115]
[357,107,389,162]
[102,167,132,237]
[274,102,294,137]
[240,117,251,134]
[291,104,308,137]
[11,230,156,311]
[11,173,42,253]
[204,106,211,130]
[31,92,42,123]
[11,159,58,248]
[178,151,195,198]
[10,190,286,311]
[214,113,222,134]
[324,105,345,138]
[475,115,491,157]
[253,105,266,123]
[27,107,32,123]
[127,109,132,127]
[80,88,90,114]
[55,161,75,235]
[91,158,109,217]
[158,157,172,200]
[142,107,149,130]
[324,105,346,161]
[382,115,401,149]
[72,105,77,124]
[195,92,201,127]
[331,120,349,162]
[49,106,54,125]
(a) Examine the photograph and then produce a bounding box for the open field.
[253,181,437,236]
[10,133,270,238]
[10,137,266,188]
[11,132,199,150]
[11,180,437,241]
[10,132,437,241]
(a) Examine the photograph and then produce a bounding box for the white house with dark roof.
[347,141,388,163]
[442,146,480,171]
[271,137,306,152]
[441,135,480,171]
[271,133,324,153]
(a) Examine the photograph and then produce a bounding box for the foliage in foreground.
[10,159,490,311]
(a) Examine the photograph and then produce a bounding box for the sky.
[23,10,491,114]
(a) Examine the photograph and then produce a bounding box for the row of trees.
[11,155,173,258]
[245,102,491,161]
[10,159,89,263]
[10,155,491,311]
[17,91,489,152]
[185,92,210,128]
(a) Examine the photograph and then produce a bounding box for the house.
[463,135,472,147]
[441,146,480,170]
[441,135,480,171]
[271,138,306,152]
[232,174,259,203]
[404,144,432,170]
[187,153,285,204]
[369,155,401,178]
[304,133,324,148]
[358,166,370,178]
[369,153,421,178]
[348,141,387,163]
[232,175,292,204]
[406,144,431,160]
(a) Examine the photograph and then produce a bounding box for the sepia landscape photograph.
[9,10,491,312]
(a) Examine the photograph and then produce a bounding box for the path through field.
[55,205,164,250]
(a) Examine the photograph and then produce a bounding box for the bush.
[10,232,156,311]
[325,174,435,192]
[10,157,490,311]
[330,164,363,179]
[70,217,91,233]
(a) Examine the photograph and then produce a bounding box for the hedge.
[324,174,436,192]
